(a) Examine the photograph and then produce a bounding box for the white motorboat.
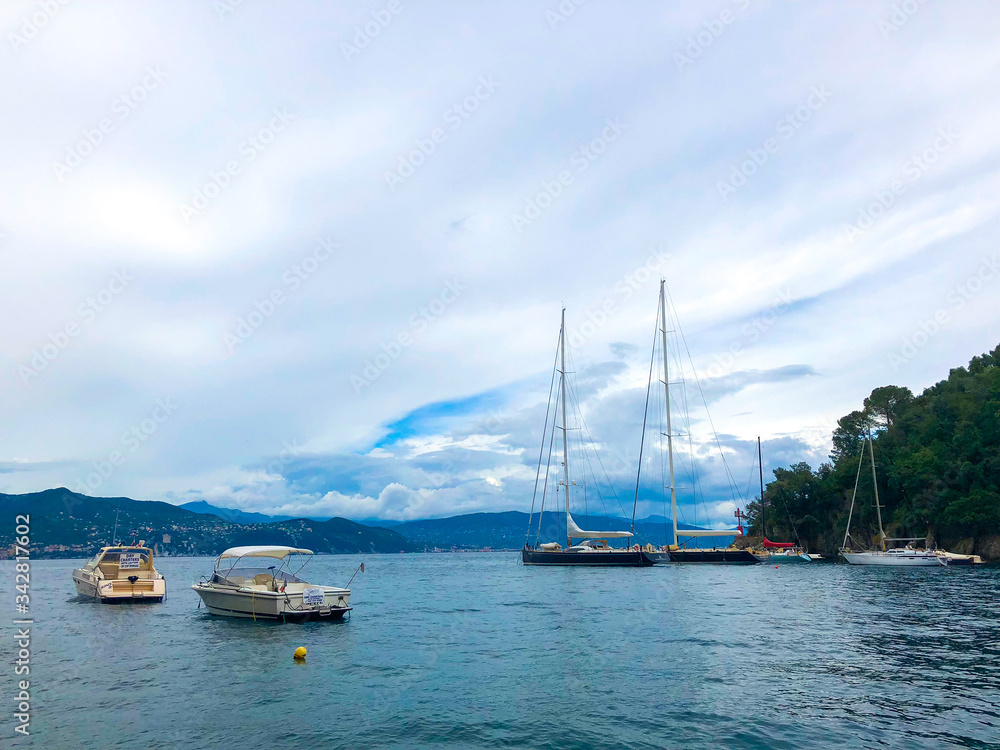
[192,546,352,621]
[72,544,166,602]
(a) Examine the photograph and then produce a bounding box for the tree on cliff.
[752,344,1000,556]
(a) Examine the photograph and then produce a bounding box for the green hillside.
[748,344,1000,559]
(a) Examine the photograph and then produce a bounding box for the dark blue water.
[3,554,999,749]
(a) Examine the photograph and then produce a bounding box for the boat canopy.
[567,513,633,539]
[217,545,314,560]
[762,538,794,549]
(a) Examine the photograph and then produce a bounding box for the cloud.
[2,0,998,527]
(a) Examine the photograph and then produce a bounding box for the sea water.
[2,553,998,749]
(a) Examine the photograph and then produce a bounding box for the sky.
[1,0,998,528]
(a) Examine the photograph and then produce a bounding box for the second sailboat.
[522,308,655,566]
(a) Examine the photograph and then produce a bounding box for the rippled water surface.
[3,554,999,749]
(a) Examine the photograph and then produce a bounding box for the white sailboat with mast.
[840,434,946,566]
[522,308,654,566]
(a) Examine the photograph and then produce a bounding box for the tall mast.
[758,436,765,540]
[560,308,572,549]
[869,432,886,551]
[659,280,678,547]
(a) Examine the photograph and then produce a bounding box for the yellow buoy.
[293,647,307,660]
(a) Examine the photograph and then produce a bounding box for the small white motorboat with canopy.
[191,546,353,621]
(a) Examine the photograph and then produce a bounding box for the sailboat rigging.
[755,437,815,562]
[637,280,759,565]
[522,308,655,566]
[840,434,946,566]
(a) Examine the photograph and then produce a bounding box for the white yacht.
[192,546,353,621]
[842,547,946,567]
[72,544,166,602]
[840,435,947,567]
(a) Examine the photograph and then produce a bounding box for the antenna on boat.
[111,498,121,546]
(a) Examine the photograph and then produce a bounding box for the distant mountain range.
[0,489,420,558]
[393,511,735,550]
[179,500,303,524]
[176,501,736,549]
[0,491,735,558]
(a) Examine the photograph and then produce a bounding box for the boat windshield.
[211,566,306,586]
[214,551,312,578]
[101,548,152,561]
[81,547,153,574]
[97,548,152,568]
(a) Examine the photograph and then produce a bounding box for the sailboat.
[522,309,655,566]
[637,280,759,565]
[840,434,946,567]
[755,437,813,563]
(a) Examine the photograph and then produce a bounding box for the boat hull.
[768,553,813,563]
[936,552,984,565]
[842,551,946,567]
[72,569,165,602]
[191,583,351,621]
[521,549,656,566]
[667,549,760,565]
